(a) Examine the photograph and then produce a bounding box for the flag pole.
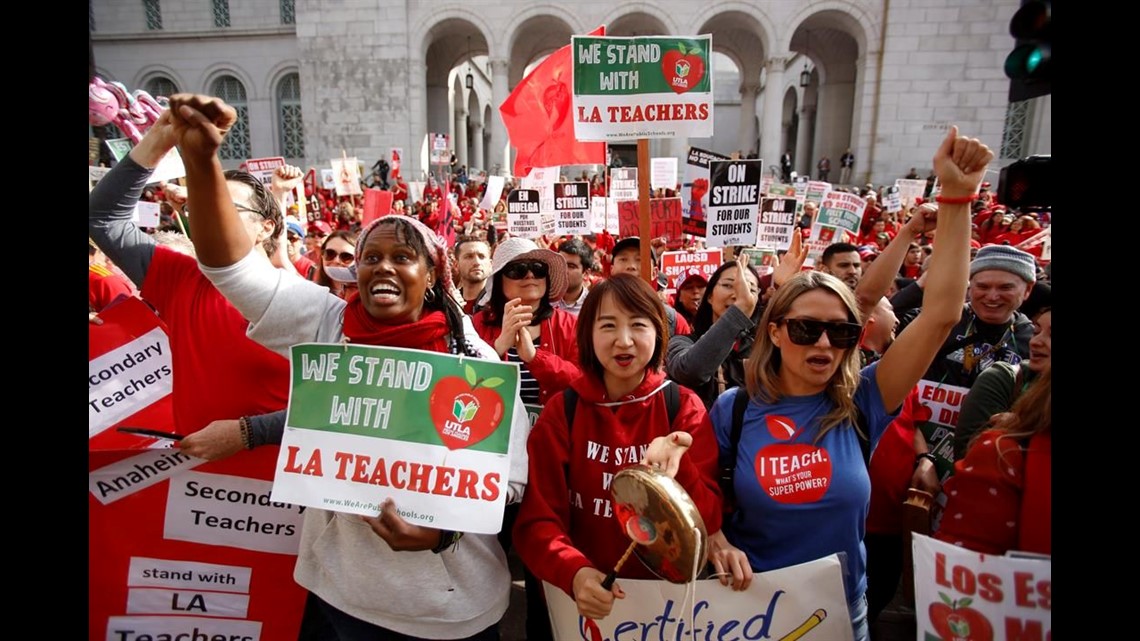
[637,138,652,284]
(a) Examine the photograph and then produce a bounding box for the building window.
[277,73,305,158]
[210,76,251,160]
[1000,101,1029,160]
[143,0,162,30]
[213,0,230,28]
[281,0,295,25]
[144,76,178,100]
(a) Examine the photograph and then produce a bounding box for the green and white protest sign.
[272,344,520,534]
[572,35,713,141]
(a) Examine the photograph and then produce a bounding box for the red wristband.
[934,193,978,205]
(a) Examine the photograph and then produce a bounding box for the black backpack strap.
[563,387,578,428]
[663,380,680,427]
[562,388,578,481]
[719,387,751,510]
[855,406,871,469]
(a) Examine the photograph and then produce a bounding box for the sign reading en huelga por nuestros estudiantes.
[271,344,520,534]
[572,35,713,141]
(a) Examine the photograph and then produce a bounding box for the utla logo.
[928,593,993,641]
[661,42,706,94]
[429,364,506,450]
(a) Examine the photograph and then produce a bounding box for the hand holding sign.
[177,419,244,461]
[361,498,444,552]
[708,530,753,591]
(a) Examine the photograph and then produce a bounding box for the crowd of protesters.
[90,94,1051,641]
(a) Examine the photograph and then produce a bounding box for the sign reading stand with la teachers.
[273,344,520,534]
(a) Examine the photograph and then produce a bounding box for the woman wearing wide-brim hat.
[472,237,580,407]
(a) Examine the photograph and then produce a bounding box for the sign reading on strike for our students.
[274,344,520,534]
[706,159,762,248]
[553,181,591,234]
[913,534,1050,641]
[572,35,713,141]
[758,196,799,251]
[507,188,548,238]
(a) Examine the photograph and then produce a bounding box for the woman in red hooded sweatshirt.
[513,274,736,624]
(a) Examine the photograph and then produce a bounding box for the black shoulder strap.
[719,387,751,509]
[663,380,680,427]
[855,406,871,469]
[563,387,578,429]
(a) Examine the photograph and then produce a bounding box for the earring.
[424,287,437,302]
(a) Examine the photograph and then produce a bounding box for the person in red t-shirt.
[89,242,136,313]
[88,110,290,435]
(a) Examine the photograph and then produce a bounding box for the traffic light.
[998,155,1052,211]
[1005,0,1051,102]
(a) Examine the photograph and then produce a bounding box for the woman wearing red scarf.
[168,93,531,640]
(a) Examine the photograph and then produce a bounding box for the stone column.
[795,104,815,176]
[408,60,428,177]
[738,83,760,154]
[758,57,787,168]
[489,58,509,176]
[471,118,484,171]
[455,105,468,168]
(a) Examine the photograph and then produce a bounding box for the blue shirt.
[710,362,895,604]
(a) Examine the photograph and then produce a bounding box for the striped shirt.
[506,347,541,405]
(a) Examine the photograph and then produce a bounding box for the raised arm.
[88,109,181,287]
[855,203,936,317]
[875,127,992,412]
[166,94,251,268]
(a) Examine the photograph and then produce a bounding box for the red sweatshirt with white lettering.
[512,369,723,596]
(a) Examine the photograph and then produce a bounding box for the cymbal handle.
[601,571,617,591]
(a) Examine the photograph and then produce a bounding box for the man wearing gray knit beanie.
[968,245,1036,325]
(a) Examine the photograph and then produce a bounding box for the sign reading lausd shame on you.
[572,35,713,141]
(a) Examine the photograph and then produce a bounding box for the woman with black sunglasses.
[311,230,357,298]
[695,126,992,641]
[471,237,580,407]
[666,236,808,409]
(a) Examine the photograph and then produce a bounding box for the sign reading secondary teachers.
[273,344,520,534]
[572,35,713,141]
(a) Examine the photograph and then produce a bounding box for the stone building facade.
[91,0,1050,185]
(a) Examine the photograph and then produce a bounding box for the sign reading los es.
[572,35,713,141]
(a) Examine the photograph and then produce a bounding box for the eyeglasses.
[324,248,356,264]
[779,318,863,349]
[181,202,265,218]
[287,234,302,243]
[502,260,549,280]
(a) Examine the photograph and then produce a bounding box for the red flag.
[362,188,393,225]
[499,25,607,178]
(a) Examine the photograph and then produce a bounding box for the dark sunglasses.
[324,248,356,264]
[182,202,265,218]
[779,318,863,349]
[502,260,549,280]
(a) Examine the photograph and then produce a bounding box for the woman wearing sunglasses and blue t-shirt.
[702,127,993,641]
